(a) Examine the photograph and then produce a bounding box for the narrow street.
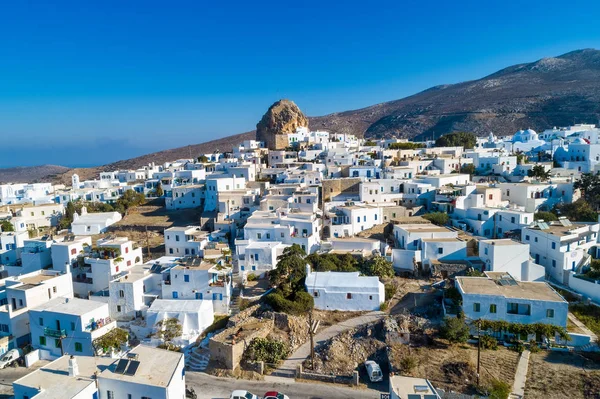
[186,371,383,399]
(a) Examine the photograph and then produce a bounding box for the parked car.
[0,349,23,369]
[364,360,383,382]
[264,392,290,399]
[230,390,259,399]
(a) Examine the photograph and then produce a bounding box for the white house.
[0,231,28,266]
[146,299,214,347]
[71,209,122,235]
[29,297,116,357]
[13,345,185,399]
[455,274,568,333]
[522,220,599,284]
[51,235,93,274]
[164,226,208,257]
[305,265,384,311]
[479,239,545,282]
[389,375,441,399]
[161,257,232,315]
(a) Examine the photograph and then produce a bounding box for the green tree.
[460,164,476,175]
[305,253,359,273]
[93,328,128,353]
[154,318,183,350]
[554,199,597,222]
[197,155,209,163]
[115,189,146,215]
[422,212,449,226]
[533,211,558,222]
[243,337,289,364]
[574,173,600,211]
[516,152,528,165]
[439,317,470,343]
[435,132,477,149]
[363,141,377,146]
[268,244,307,297]
[388,142,424,150]
[361,256,395,279]
[527,165,551,181]
[155,182,164,197]
[0,220,14,232]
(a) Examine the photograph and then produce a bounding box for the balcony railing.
[44,327,66,338]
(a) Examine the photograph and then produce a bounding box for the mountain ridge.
[3,48,600,183]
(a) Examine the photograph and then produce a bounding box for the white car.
[0,349,23,369]
[364,360,383,382]
[230,390,259,399]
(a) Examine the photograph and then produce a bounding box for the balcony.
[44,327,67,338]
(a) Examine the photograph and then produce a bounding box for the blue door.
[195,292,203,300]
[172,292,178,299]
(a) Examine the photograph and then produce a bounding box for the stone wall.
[296,364,359,386]
[322,178,362,203]
[209,318,273,370]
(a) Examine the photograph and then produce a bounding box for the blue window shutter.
[173,292,178,299]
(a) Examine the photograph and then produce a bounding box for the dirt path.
[509,349,530,399]
[274,311,385,377]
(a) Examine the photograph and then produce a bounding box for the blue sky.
[1,0,599,167]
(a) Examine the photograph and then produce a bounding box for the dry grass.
[389,341,519,395]
[525,351,600,399]
[115,205,202,229]
[313,310,366,328]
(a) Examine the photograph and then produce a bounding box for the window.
[313,291,319,297]
[39,317,44,326]
[552,260,556,267]
[369,295,373,300]
[489,194,493,200]
[374,214,377,221]
[55,339,61,348]
[195,292,203,299]
[490,304,497,313]
[107,391,115,399]
[184,275,190,282]
[346,293,352,299]
[266,233,271,239]
[173,292,178,299]
[71,248,77,255]
[473,303,481,312]
[75,342,82,352]
[176,235,180,242]
[484,248,488,255]
[39,336,46,346]
[119,290,124,298]
[117,305,122,312]
[525,235,530,241]
[437,248,443,254]
[552,242,556,249]
[169,248,174,254]
[257,233,262,239]
[547,309,555,318]
[71,322,75,331]
[281,232,284,238]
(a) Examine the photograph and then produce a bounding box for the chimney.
[68,355,79,377]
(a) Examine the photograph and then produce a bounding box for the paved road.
[275,311,385,376]
[186,371,383,399]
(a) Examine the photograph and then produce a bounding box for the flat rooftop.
[18,273,56,286]
[526,223,589,236]
[13,355,114,399]
[456,277,566,302]
[481,239,522,246]
[99,345,183,387]
[32,297,107,316]
[390,376,440,399]
[174,256,213,270]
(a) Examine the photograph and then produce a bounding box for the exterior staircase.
[185,346,210,371]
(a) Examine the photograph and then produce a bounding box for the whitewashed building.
[305,265,384,311]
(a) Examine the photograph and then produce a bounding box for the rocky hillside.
[8,48,600,183]
[0,165,71,184]
[309,49,600,140]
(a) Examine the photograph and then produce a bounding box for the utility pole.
[477,319,481,386]
[308,312,320,370]
[145,225,151,260]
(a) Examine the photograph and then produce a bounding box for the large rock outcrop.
[256,99,309,150]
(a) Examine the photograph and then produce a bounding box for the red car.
[264,392,290,399]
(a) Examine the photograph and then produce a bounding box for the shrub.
[479,335,498,350]
[444,287,462,304]
[534,211,558,222]
[440,317,470,343]
[398,355,417,373]
[422,212,449,226]
[487,379,512,399]
[247,273,258,281]
[511,340,525,354]
[385,283,397,301]
[380,302,388,312]
[243,337,289,365]
[265,290,313,315]
[529,339,541,353]
[435,132,477,149]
